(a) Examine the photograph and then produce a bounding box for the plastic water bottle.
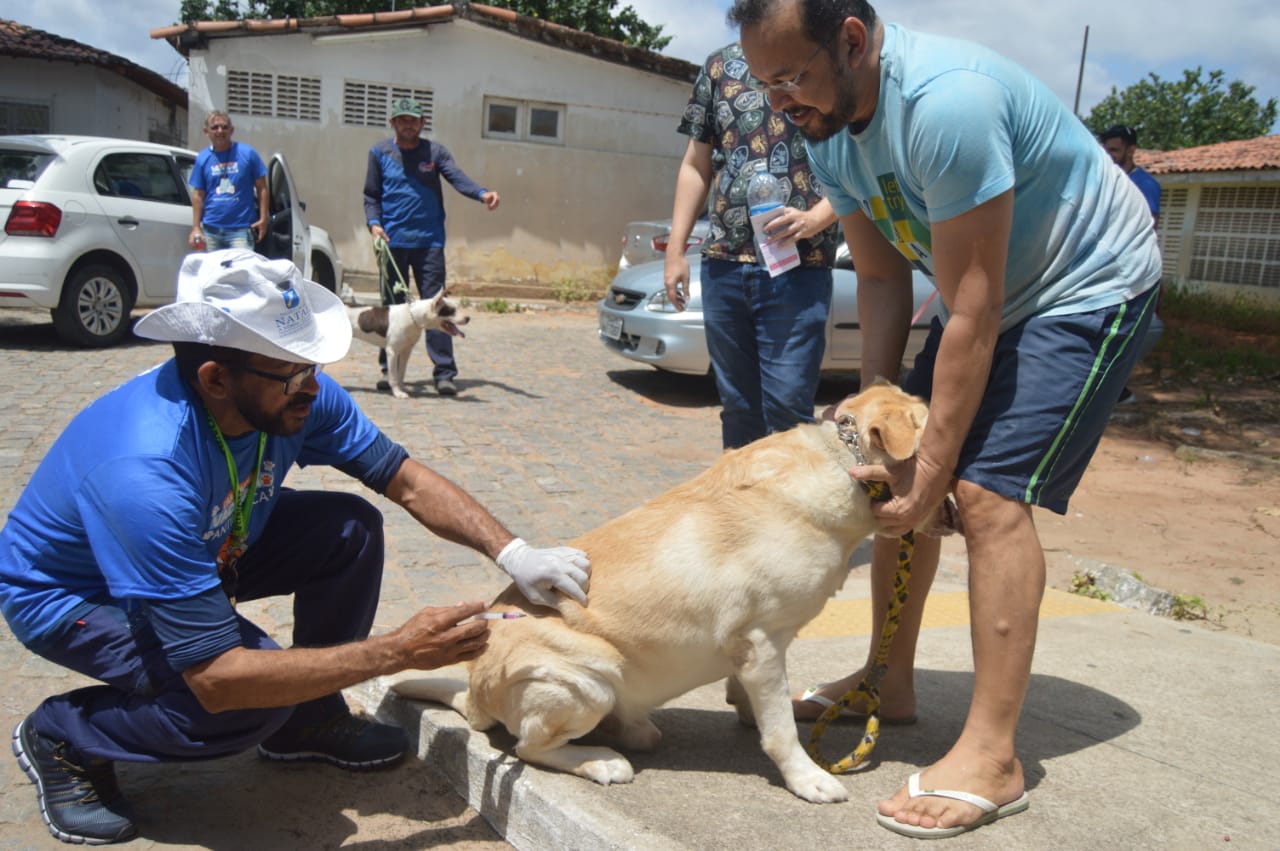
[746,162,800,276]
[747,161,786,217]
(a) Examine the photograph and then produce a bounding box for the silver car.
[598,243,945,376]
[617,215,712,270]
[0,135,342,347]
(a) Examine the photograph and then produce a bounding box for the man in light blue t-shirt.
[732,0,1160,839]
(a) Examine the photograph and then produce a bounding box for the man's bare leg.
[792,532,941,721]
[877,482,1041,830]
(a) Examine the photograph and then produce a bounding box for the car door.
[91,150,192,303]
[259,153,311,276]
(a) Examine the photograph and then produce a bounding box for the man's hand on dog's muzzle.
[851,452,955,538]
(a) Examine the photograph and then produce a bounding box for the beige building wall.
[186,20,693,290]
[0,57,185,144]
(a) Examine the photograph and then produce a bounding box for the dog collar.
[835,413,891,501]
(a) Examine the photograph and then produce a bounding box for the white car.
[0,135,342,347]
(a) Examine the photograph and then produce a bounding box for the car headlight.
[645,289,681,313]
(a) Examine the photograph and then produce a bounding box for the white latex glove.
[496,538,590,608]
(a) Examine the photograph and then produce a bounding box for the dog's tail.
[389,673,470,715]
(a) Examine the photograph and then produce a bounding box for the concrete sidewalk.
[352,558,1280,850]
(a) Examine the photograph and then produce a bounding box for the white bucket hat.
[134,249,352,364]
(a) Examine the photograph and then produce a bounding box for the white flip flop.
[875,772,1030,839]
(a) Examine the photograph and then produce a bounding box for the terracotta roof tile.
[1136,135,1280,175]
[149,3,698,84]
[0,17,185,106]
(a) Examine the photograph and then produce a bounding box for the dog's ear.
[866,398,929,462]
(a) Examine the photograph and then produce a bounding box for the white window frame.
[483,97,565,146]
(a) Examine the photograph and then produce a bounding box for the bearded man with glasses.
[0,250,590,845]
[731,0,1161,839]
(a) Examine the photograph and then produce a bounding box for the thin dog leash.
[374,236,417,304]
[805,414,916,774]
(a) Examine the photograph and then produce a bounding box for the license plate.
[601,314,623,341]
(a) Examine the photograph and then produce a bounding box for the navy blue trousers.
[28,490,385,764]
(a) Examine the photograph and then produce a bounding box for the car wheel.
[51,264,135,347]
[310,251,336,292]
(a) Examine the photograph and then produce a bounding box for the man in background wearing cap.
[188,110,270,251]
[1101,124,1165,402]
[0,250,587,845]
[1100,124,1162,227]
[363,97,500,397]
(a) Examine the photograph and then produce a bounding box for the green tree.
[179,0,669,51]
[1084,67,1278,151]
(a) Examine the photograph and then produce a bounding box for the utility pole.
[1073,25,1089,117]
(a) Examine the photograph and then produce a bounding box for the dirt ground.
[1029,361,1280,646]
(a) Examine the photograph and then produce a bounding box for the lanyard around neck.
[205,408,267,548]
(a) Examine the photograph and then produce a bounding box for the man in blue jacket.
[363,98,501,397]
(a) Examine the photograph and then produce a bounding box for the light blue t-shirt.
[806,24,1161,330]
[0,361,379,646]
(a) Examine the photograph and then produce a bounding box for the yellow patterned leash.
[805,413,915,773]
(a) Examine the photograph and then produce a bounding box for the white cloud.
[632,0,1280,129]
[6,0,1276,130]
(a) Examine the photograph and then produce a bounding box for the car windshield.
[0,150,54,188]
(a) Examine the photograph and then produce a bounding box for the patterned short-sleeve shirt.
[677,42,838,267]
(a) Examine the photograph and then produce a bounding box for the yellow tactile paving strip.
[798,588,1122,639]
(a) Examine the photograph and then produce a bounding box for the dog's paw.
[787,769,849,804]
[391,389,410,400]
[577,755,635,786]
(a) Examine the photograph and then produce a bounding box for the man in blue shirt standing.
[1101,124,1162,227]
[363,98,501,397]
[188,111,269,251]
[0,250,588,845]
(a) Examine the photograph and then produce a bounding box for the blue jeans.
[26,491,385,763]
[202,223,256,250]
[701,259,833,450]
[380,245,456,382]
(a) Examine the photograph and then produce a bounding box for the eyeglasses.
[749,41,826,98]
[231,363,321,395]
[207,124,232,132]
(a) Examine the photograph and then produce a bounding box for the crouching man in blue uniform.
[0,249,589,845]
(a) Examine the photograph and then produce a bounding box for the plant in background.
[1069,572,1111,601]
[484,298,514,314]
[552,279,600,303]
[1171,593,1210,621]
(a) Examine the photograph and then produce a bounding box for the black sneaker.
[435,378,458,396]
[257,712,408,771]
[12,716,137,845]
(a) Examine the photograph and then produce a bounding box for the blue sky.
[5,0,1278,135]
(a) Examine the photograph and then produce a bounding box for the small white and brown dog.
[346,290,470,399]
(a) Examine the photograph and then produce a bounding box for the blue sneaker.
[12,716,137,845]
[257,711,408,771]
